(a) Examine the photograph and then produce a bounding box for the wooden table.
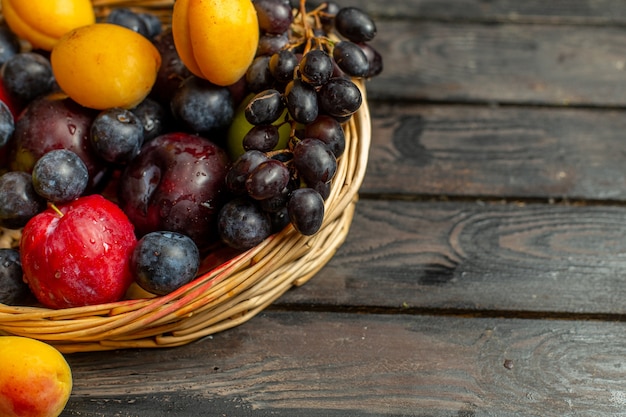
[61,1,626,415]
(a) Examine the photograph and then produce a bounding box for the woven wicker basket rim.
[0,0,372,353]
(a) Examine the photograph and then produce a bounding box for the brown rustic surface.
[59,0,626,416]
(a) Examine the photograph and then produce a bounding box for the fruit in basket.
[1,0,95,51]
[50,23,161,110]
[20,194,137,309]
[90,107,145,164]
[1,52,55,107]
[131,231,200,296]
[169,75,235,134]
[118,132,230,251]
[0,336,72,417]
[32,149,89,204]
[171,0,259,86]
[218,197,272,251]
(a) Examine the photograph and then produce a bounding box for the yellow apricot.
[172,0,259,86]
[1,0,95,51]
[0,336,72,417]
[50,23,161,110]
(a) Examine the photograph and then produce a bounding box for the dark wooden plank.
[359,103,626,200]
[365,21,626,106]
[61,310,626,416]
[277,199,626,315]
[341,0,626,24]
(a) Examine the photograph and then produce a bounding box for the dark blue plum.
[32,149,89,203]
[0,248,30,305]
[0,171,46,229]
[218,197,272,251]
[170,76,235,134]
[107,8,148,37]
[1,52,54,106]
[90,107,144,164]
[131,231,200,296]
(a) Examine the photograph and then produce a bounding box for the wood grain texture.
[341,0,626,24]
[277,199,626,315]
[359,103,626,200]
[61,311,626,416]
[365,21,626,105]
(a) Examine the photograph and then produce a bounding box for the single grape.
[269,49,299,83]
[90,107,145,164]
[32,149,89,203]
[358,43,384,78]
[257,32,290,56]
[243,124,281,152]
[246,55,274,93]
[293,138,337,184]
[254,0,294,34]
[304,115,345,157]
[245,159,291,200]
[287,187,325,235]
[0,100,14,148]
[335,7,377,42]
[218,197,272,251]
[0,248,30,305]
[1,52,54,106]
[0,171,47,229]
[226,150,271,195]
[170,76,235,134]
[333,41,370,78]
[245,89,285,125]
[299,49,334,87]
[131,231,200,296]
[285,79,318,124]
[318,77,362,118]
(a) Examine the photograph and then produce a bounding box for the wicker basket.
[0,1,372,353]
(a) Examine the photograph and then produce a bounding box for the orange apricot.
[172,0,259,86]
[1,0,95,51]
[50,23,161,110]
[0,336,72,417]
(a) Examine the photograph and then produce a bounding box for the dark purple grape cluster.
[218,0,383,249]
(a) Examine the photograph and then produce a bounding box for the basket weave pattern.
[0,1,371,353]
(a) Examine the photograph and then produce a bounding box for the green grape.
[226,94,291,161]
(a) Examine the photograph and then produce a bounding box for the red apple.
[20,194,137,309]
